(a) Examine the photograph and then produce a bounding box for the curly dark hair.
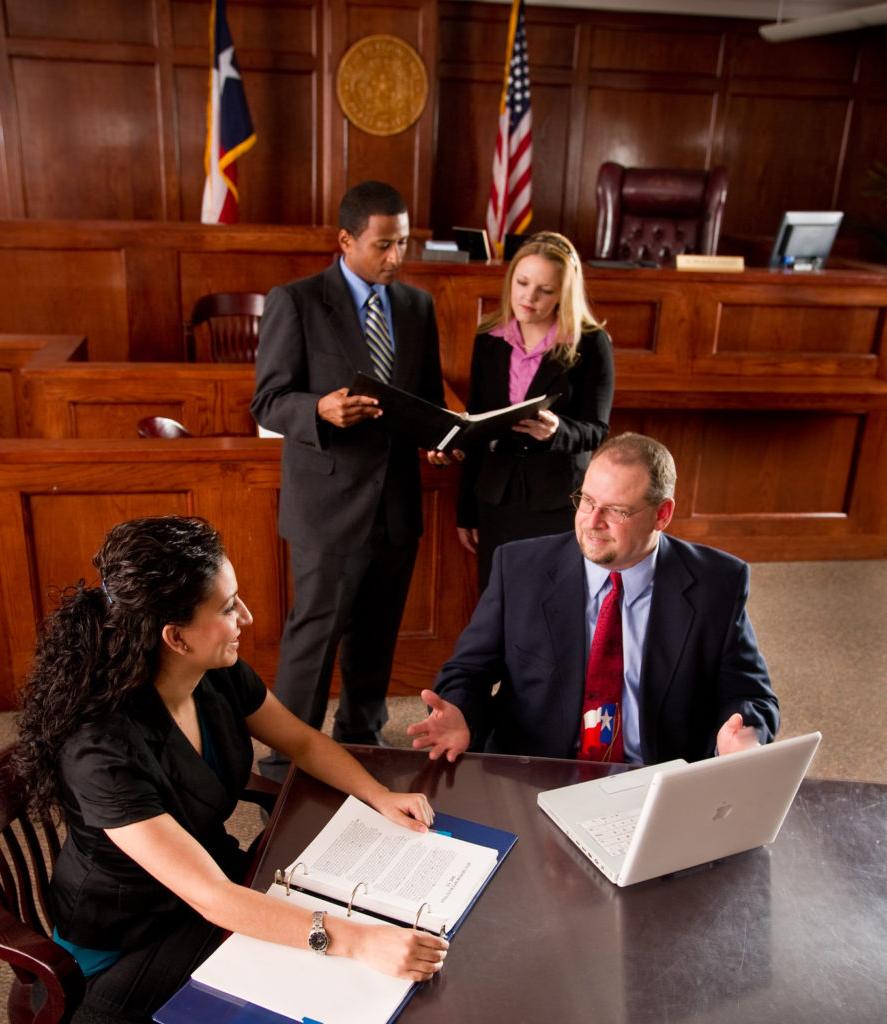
[14,515,226,815]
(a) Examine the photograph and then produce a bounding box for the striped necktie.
[365,289,394,383]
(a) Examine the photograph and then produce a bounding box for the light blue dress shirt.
[338,256,396,351]
[583,541,659,764]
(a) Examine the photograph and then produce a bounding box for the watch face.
[309,928,330,953]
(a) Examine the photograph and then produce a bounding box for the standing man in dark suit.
[252,181,444,775]
[407,432,779,764]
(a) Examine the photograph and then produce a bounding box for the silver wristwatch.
[308,910,330,955]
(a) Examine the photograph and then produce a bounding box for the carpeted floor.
[2,559,885,1010]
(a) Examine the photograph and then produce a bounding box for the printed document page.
[287,795,498,933]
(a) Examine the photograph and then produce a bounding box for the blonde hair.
[479,232,603,366]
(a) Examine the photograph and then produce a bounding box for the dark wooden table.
[252,748,887,1024]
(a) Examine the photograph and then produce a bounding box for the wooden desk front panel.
[3,221,885,379]
[0,440,471,710]
[13,357,887,562]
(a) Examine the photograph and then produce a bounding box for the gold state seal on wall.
[336,35,428,137]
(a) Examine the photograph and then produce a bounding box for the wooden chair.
[0,744,279,1023]
[0,744,83,1023]
[184,292,265,363]
[136,416,192,439]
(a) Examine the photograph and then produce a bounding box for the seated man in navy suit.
[407,432,779,764]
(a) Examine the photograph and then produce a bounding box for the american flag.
[201,0,256,224]
[486,0,533,250]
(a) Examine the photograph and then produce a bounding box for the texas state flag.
[583,704,618,745]
[201,0,256,224]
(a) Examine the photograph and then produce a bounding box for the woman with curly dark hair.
[15,515,447,1024]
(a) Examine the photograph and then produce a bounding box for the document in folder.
[350,372,557,452]
[154,797,517,1024]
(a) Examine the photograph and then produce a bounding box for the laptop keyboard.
[580,810,640,857]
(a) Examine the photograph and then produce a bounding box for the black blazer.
[457,328,614,527]
[251,262,444,554]
[51,663,266,949]
[434,531,779,763]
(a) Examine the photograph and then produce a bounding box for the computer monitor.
[769,211,843,271]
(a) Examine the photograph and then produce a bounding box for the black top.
[51,661,267,950]
[457,328,614,527]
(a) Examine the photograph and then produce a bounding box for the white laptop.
[537,732,821,886]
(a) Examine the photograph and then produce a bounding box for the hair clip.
[100,579,114,605]
[521,232,579,270]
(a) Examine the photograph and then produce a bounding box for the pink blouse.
[490,319,560,404]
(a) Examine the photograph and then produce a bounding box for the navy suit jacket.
[434,531,779,763]
[251,262,444,554]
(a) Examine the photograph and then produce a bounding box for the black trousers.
[261,523,418,775]
[71,909,223,1024]
[476,500,574,592]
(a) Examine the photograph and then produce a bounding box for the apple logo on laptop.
[712,802,733,821]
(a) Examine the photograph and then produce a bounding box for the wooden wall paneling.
[5,0,156,45]
[155,0,181,222]
[588,22,724,76]
[11,56,165,220]
[0,250,130,361]
[431,74,501,236]
[836,96,887,261]
[177,0,336,227]
[720,92,851,238]
[178,251,334,321]
[124,245,184,362]
[728,26,859,83]
[329,0,438,226]
[575,86,719,257]
[173,63,214,223]
[0,489,38,703]
[234,66,320,226]
[0,16,25,217]
[435,2,508,236]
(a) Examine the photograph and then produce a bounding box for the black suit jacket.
[458,328,614,526]
[251,262,444,554]
[434,531,779,763]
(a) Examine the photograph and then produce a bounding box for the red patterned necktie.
[579,571,624,762]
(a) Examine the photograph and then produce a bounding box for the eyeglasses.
[569,491,651,525]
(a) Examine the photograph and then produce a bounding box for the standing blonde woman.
[457,232,615,588]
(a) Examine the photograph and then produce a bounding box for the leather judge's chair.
[185,292,265,363]
[594,161,728,265]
